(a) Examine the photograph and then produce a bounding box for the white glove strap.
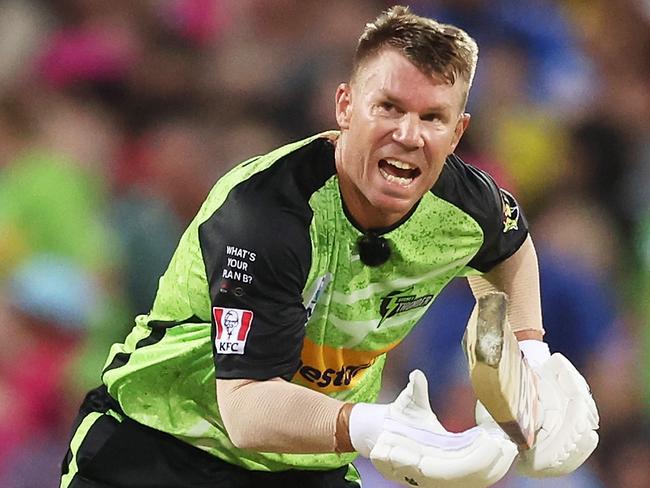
[349,403,388,457]
[519,340,550,369]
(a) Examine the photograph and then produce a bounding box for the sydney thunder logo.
[500,189,520,233]
[378,287,433,326]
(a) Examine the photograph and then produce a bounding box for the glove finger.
[564,429,598,472]
[390,443,421,472]
[393,370,430,412]
[474,400,520,481]
[370,436,394,465]
[518,431,598,478]
[555,362,599,428]
[475,400,496,426]
[419,428,515,480]
[409,369,432,408]
[544,355,599,436]
[371,450,398,482]
[546,354,591,398]
[519,398,598,477]
[480,430,518,485]
[548,429,598,477]
[370,434,422,487]
[387,446,430,488]
[372,430,516,488]
[391,370,444,433]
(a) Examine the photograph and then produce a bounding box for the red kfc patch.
[213,307,253,355]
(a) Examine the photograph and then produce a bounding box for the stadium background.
[0,0,648,486]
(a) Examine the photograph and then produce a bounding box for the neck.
[334,138,406,231]
[340,182,403,230]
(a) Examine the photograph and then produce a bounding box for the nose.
[392,113,424,149]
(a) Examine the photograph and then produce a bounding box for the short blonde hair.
[354,5,479,104]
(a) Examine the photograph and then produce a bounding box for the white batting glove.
[476,342,599,478]
[350,370,518,488]
[518,351,599,477]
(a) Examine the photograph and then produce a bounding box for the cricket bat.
[463,292,540,449]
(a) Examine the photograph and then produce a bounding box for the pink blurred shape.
[38,24,139,88]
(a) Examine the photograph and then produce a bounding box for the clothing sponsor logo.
[379,287,433,325]
[213,307,253,355]
[500,189,520,232]
[297,361,372,388]
[292,338,392,392]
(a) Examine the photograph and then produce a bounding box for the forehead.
[353,49,466,111]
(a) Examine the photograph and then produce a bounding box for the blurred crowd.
[0,1,648,487]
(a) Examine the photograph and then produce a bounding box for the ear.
[450,113,471,153]
[335,83,352,130]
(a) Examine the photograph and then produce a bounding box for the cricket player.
[61,6,598,487]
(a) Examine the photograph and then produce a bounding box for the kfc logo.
[213,307,254,355]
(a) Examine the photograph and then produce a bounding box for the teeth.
[379,167,413,187]
[385,158,416,170]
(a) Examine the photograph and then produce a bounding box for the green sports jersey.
[102,132,527,472]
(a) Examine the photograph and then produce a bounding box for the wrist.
[335,403,355,453]
[519,340,550,369]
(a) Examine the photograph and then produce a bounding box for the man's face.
[335,48,470,229]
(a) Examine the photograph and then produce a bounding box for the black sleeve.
[433,154,529,273]
[198,191,311,381]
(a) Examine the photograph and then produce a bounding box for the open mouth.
[378,158,421,187]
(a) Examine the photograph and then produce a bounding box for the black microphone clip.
[357,232,391,267]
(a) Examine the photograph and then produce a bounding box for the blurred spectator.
[37,11,140,90]
[412,0,596,110]
[639,215,650,408]
[594,415,650,488]
[464,37,572,216]
[112,113,222,313]
[0,256,101,485]
[0,93,120,276]
[0,0,50,94]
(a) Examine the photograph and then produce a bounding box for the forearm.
[216,377,354,453]
[219,371,519,488]
[468,235,544,339]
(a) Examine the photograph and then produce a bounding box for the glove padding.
[369,370,517,488]
[476,353,599,478]
[519,353,599,476]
